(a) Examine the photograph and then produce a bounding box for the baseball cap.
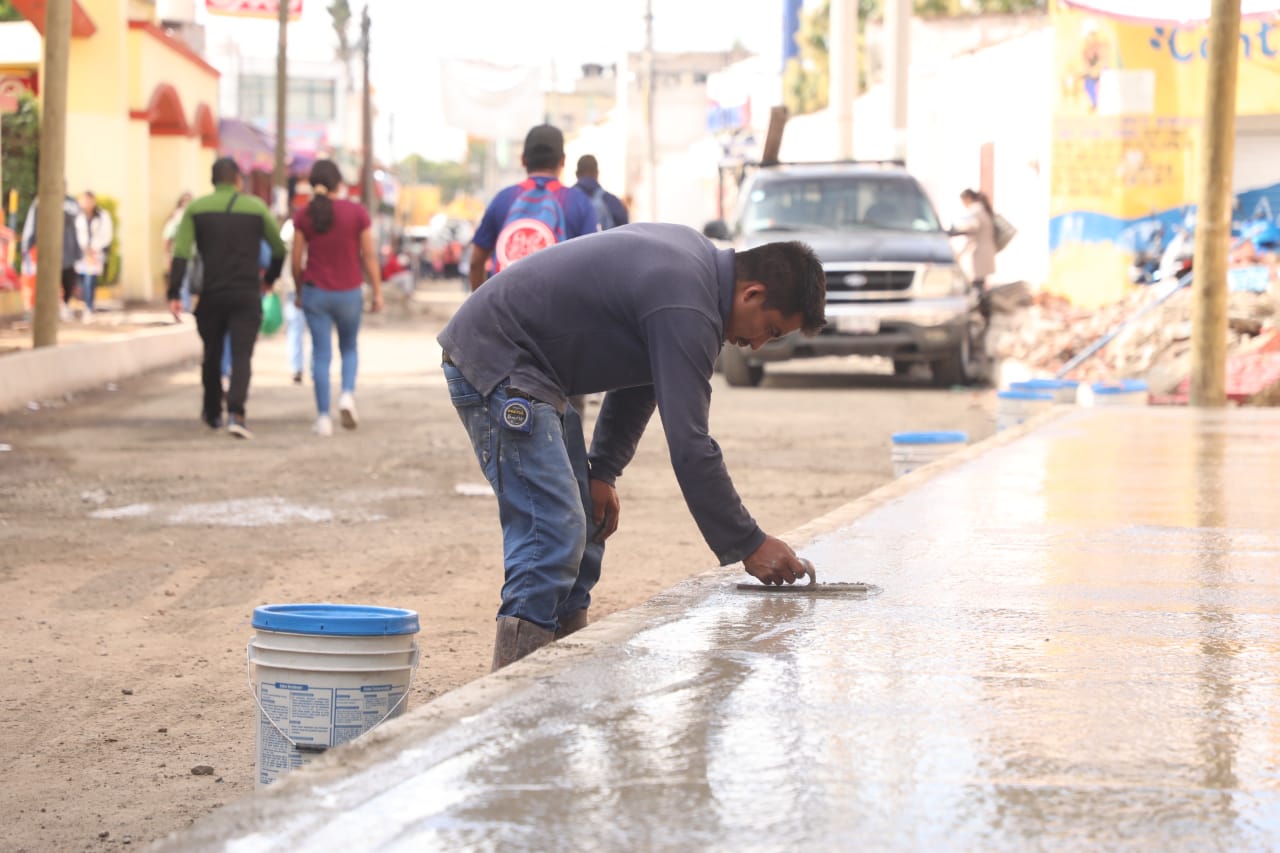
[523,124,564,162]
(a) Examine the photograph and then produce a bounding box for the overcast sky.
[199,0,793,161]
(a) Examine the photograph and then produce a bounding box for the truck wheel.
[892,360,912,376]
[721,346,764,387]
[931,334,975,388]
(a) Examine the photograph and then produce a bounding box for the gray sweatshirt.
[438,222,764,565]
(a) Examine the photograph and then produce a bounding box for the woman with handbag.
[953,189,997,296]
[291,160,384,436]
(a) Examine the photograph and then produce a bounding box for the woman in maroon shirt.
[291,160,383,436]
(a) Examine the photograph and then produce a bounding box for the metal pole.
[885,0,911,162]
[360,5,374,213]
[643,0,656,221]
[829,0,858,160]
[1189,0,1241,408]
[273,0,288,205]
[33,0,71,348]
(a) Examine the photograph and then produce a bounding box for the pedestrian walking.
[73,191,113,319]
[438,223,827,669]
[167,157,286,439]
[952,189,996,296]
[21,188,83,321]
[291,159,383,437]
[571,154,628,231]
[162,192,193,312]
[278,219,307,384]
[467,124,597,291]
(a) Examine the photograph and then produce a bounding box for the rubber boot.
[555,608,589,640]
[491,616,556,672]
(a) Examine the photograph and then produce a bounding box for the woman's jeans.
[80,274,98,311]
[284,292,305,375]
[303,285,363,414]
[445,362,603,632]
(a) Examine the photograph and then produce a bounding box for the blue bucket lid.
[892,430,969,445]
[1011,378,1079,390]
[997,390,1055,401]
[252,604,420,636]
[1092,379,1149,394]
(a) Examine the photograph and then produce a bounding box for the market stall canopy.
[1061,0,1280,24]
[218,117,275,175]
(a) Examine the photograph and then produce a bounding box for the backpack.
[588,186,615,230]
[494,178,568,271]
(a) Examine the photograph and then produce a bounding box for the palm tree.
[328,0,354,92]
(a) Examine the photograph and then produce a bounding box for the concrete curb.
[0,324,199,416]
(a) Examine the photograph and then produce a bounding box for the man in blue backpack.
[572,155,628,231]
[468,124,597,291]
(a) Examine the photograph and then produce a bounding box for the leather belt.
[441,352,454,365]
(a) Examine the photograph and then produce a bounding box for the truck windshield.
[741,176,942,235]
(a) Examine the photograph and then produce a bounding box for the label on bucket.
[257,680,405,786]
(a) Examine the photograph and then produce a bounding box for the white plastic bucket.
[890,431,968,478]
[1010,378,1079,405]
[248,603,420,787]
[996,390,1055,431]
[1090,379,1149,406]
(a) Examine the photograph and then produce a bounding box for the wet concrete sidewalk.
[156,406,1280,852]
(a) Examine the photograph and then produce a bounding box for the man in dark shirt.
[571,154,628,231]
[438,223,826,669]
[168,157,285,439]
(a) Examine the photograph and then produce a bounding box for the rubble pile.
[985,282,1280,397]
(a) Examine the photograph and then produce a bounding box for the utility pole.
[273,0,288,212]
[33,0,71,348]
[1190,0,1241,407]
[829,0,858,160]
[885,0,911,162]
[360,4,374,213]
[643,0,656,221]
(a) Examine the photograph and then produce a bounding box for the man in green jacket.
[168,157,286,439]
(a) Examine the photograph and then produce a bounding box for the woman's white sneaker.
[338,392,358,429]
[313,414,333,437]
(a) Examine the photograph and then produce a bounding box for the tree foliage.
[0,1,24,22]
[327,0,354,91]
[2,94,39,232]
[398,154,472,203]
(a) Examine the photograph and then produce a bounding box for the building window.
[238,75,336,121]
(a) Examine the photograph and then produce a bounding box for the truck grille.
[824,268,916,292]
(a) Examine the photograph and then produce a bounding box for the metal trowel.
[735,559,873,595]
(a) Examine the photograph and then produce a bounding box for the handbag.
[993,213,1017,252]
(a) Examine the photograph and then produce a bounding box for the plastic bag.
[260,291,284,336]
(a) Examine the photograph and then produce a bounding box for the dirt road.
[0,294,995,851]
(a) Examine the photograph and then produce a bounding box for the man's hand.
[589,478,619,543]
[370,291,384,313]
[168,299,182,321]
[743,535,808,585]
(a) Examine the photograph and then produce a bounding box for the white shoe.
[313,414,333,437]
[338,392,358,429]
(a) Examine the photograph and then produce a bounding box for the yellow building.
[3,0,219,307]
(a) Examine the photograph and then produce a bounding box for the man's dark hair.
[522,124,564,172]
[211,157,241,186]
[576,154,599,178]
[733,241,826,333]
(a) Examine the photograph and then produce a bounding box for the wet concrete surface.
[155,406,1280,852]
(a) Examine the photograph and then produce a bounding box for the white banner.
[1060,0,1280,23]
[440,58,544,141]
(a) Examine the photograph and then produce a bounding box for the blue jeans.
[284,292,305,375]
[80,274,98,310]
[303,285,362,414]
[445,363,603,632]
